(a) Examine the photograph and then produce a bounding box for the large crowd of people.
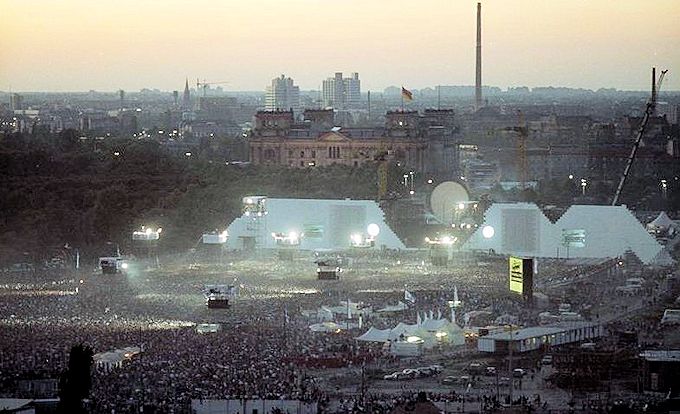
[0,251,677,413]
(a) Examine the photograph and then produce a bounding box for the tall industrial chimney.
[475,2,483,111]
[651,67,657,116]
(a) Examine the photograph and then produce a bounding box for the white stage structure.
[225,198,405,250]
[463,203,666,264]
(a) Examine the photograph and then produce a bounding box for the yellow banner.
[509,257,524,294]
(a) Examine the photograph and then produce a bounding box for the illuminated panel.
[509,256,524,294]
[509,256,534,300]
[561,229,586,248]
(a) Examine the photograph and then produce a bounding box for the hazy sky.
[2,0,679,92]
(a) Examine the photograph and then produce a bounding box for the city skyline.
[2,0,679,92]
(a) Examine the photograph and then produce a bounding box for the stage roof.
[226,198,405,251]
[463,203,664,264]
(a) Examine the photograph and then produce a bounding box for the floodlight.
[121,262,128,270]
[482,225,495,239]
[289,231,299,243]
[457,202,465,210]
[367,223,380,237]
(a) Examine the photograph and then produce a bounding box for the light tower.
[448,285,462,323]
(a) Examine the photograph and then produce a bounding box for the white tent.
[356,327,391,342]
[356,317,464,347]
[377,301,408,313]
[93,346,141,371]
[390,338,424,357]
[647,212,674,231]
[388,322,420,341]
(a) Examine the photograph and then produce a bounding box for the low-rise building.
[477,322,602,354]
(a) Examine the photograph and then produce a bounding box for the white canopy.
[377,301,408,313]
[356,327,391,342]
[356,317,464,347]
[648,212,674,229]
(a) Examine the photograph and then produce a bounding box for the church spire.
[182,77,191,110]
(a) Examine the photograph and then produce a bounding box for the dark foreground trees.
[58,344,94,414]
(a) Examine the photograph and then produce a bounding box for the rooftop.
[483,322,600,341]
[639,350,680,362]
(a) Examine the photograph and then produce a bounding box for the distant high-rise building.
[182,78,191,110]
[173,90,179,106]
[265,75,301,115]
[10,93,23,111]
[322,72,361,109]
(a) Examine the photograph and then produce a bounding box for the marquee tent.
[309,322,345,333]
[377,301,408,313]
[647,212,675,232]
[356,317,465,348]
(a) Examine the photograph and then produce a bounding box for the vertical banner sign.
[509,257,524,294]
[509,256,534,302]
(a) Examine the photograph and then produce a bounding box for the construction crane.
[611,68,668,206]
[196,79,230,97]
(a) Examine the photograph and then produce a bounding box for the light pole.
[403,174,408,187]
[506,324,515,405]
[661,179,668,199]
[580,178,587,196]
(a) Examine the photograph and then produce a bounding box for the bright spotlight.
[367,223,380,237]
[351,233,363,245]
[457,202,465,210]
[121,262,129,270]
[482,225,495,239]
[288,231,299,243]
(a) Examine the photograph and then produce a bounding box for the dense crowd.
[0,253,677,413]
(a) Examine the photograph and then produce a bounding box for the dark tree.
[58,128,80,152]
[58,344,94,414]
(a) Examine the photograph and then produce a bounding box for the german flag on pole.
[401,86,413,101]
